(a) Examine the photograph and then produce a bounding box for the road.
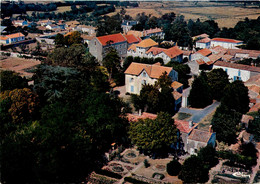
[178,101,220,123]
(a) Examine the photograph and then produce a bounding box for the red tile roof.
[171,81,183,89]
[164,46,183,59]
[197,37,211,43]
[248,85,260,94]
[226,49,260,58]
[173,91,182,100]
[144,28,163,35]
[214,61,260,73]
[211,38,243,44]
[123,34,141,44]
[146,47,166,55]
[174,120,197,133]
[192,33,209,39]
[196,48,212,56]
[188,129,213,143]
[136,38,158,48]
[128,44,137,51]
[97,33,126,46]
[249,103,260,112]
[127,112,157,122]
[124,62,173,79]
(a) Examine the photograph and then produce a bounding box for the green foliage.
[212,105,241,144]
[207,69,230,101]
[179,155,209,183]
[123,56,134,71]
[166,62,191,88]
[197,145,219,169]
[167,159,181,176]
[248,112,260,141]
[124,177,149,184]
[0,70,28,92]
[221,80,249,114]
[143,159,150,168]
[97,13,122,36]
[188,72,213,108]
[128,112,178,155]
[95,169,122,179]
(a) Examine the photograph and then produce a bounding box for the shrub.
[152,172,165,180]
[95,169,122,179]
[124,177,149,184]
[143,159,150,168]
[167,159,181,176]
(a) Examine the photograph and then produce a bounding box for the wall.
[213,65,251,82]
[89,37,103,61]
[211,41,242,49]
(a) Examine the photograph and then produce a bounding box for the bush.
[152,172,165,180]
[143,159,150,168]
[166,159,181,176]
[95,169,122,179]
[124,177,149,184]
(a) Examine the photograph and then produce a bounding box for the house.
[0,32,25,45]
[196,37,211,49]
[187,125,216,155]
[124,62,178,95]
[211,38,243,49]
[123,34,142,47]
[127,38,158,58]
[213,61,260,82]
[226,49,260,60]
[241,115,254,129]
[81,34,95,44]
[76,25,96,35]
[38,19,55,26]
[127,30,143,38]
[46,24,60,30]
[172,81,183,111]
[65,20,80,29]
[89,33,139,61]
[192,33,209,41]
[121,20,138,34]
[183,50,192,61]
[145,46,183,64]
[191,48,212,61]
[143,28,165,39]
[13,20,28,26]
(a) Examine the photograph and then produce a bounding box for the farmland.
[108,1,260,28]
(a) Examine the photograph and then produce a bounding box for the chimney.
[189,121,193,129]
[138,109,142,116]
[209,125,213,133]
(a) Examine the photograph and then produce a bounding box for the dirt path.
[207,160,225,183]
[249,149,260,183]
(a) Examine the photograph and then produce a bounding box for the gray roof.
[0,26,7,33]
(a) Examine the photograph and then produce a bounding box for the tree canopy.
[128,112,178,155]
[0,70,28,92]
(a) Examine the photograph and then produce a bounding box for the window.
[238,70,241,76]
[143,72,146,77]
[142,80,146,85]
[225,68,228,73]
[131,85,134,92]
[130,78,134,82]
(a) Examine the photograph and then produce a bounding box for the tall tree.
[128,112,178,155]
[207,68,230,101]
[221,80,249,114]
[188,72,212,108]
[0,70,28,92]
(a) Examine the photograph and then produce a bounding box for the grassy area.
[109,1,260,28]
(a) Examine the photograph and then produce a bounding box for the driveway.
[179,101,220,123]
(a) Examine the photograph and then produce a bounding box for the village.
[1,1,260,184]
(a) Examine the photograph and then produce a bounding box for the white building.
[196,37,211,49]
[124,62,178,95]
[127,39,183,64]
[0,32,25,45]
[213,61,260,82]
[211,38,243,49]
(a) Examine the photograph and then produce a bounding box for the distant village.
[1,1,260,184]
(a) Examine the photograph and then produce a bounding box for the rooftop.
[197,37,211,43]
[241,114,254,124]
[211,38,243,44]
[123,34,141,44]
[172,91,182,100]
[192,33,209,39]
[249,103,260,112]
[127,112,157,122]
[188,129,213,143]
[136,38,158,48]
[144,28,163,35]
[125,62,173,79]
[97,33,126,46]
[171,81,183,89]
[174,120,197,134]
[196,48,212,56]
[214,61,260,73]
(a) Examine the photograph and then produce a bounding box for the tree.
[207,68,230,101]
[211,105,241,144]
[65,31,83,46]
[188,72,213,108]
[221,80,249,114]
[128,112,178,156]
[54,33,65,46]
[123,56,134,71]
[0,70,28,92]
[197,145,219,169]
[166,62,191,88]
[167,159,181,176]
[0,88,39,124]
[179,155,209,183]
[103,47,122,84]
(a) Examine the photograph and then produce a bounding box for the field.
[108,2,260,28]
[26,6,71,16]
[0,57,41,78]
